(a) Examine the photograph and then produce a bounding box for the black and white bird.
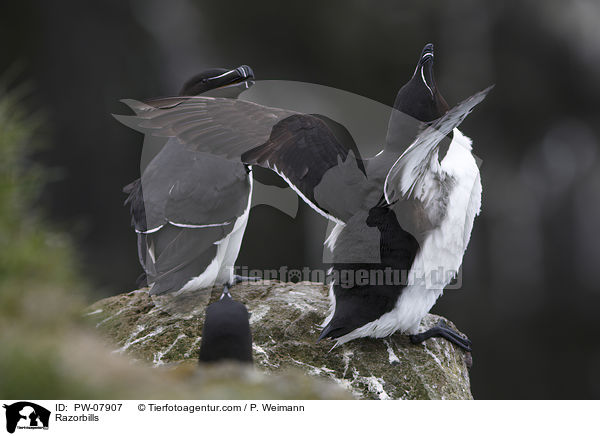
[120,65,255,295]
[115,45,491,350]
[316,45,490,349]
[198,288,253,363]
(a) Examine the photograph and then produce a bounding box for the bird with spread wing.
[114,44,492,351]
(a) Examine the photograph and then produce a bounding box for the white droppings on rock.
[384,339,401,365]
[249,305,270,325]
[115,326,166,354]
[253,344,268,356]
[341,349,354,377]
[351,369,390,400]
[423,342,444,370]
[290,358,336,377]
[96,306,130,327]
[328,377,361,398]
[253,344,278,368]
[112,324,145,353]
[84,308,103,316]
[286,300,314,313]
[183,337,202,358]
[366,377,390,400]
[153,333,187,366]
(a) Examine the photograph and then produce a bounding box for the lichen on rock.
[87,281,473,400]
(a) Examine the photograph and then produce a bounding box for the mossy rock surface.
[88,281,473,400]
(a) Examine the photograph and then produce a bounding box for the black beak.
[414,43,436,99]
[419,43,434,62]
[235,65,254,80]
[207,65,254,87]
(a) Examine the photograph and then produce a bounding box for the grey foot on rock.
[232,274,262,286]
[409,320,472,353]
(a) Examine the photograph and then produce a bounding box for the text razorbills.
[55,413,100,422]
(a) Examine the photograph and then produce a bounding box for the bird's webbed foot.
[231,274,262,286]
[409,320,472,352]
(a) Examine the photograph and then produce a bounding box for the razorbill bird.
[198,286,253,363]
[114,44,491,351]
[120,65,256,295]
[313,45,490,349]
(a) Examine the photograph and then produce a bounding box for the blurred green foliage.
[0,86,83,309]
[0,79,89,398]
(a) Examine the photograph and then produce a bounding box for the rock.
[87,281,473,399]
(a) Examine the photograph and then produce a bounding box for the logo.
[3,402,50,434]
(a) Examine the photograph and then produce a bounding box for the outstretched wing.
[114,96,368,223]
[114,97,299,160]
[241,114,367,222]
[383,86,493,204]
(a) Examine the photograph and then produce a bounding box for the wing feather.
[384,86,493,204]
[114,97,367,222]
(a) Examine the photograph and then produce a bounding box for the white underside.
[321,280,336,327]
[176,173,253,294]
[328,130,482,344]
[324,222,345,251]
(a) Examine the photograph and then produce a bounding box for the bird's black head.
[198,293,253,364]
[393,44,449,123]
[179,65,254,96]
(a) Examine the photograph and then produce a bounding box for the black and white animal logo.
[3,402,50,434]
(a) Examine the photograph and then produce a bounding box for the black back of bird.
[198,293,253,363]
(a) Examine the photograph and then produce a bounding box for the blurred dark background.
[1,0,599,399]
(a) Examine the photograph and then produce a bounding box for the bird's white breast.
[333,129,481,343]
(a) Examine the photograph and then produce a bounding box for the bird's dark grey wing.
[126,96,196,112]
[123,138,251,294]
[241,114,367,222]
[115,97,368,223]
[130,138,250,232]
[120,97,254,295]
[114,96,300,160]
[312,152,375,222]
[384,86,493,205]
[140,135,169,173]
[123,178,147,231]
[124,97,197,179]
[129,186,235,295]
[143,223,234,295]
[122,98,196,231]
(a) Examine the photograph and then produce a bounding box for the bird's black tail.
[123,178,147,230]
